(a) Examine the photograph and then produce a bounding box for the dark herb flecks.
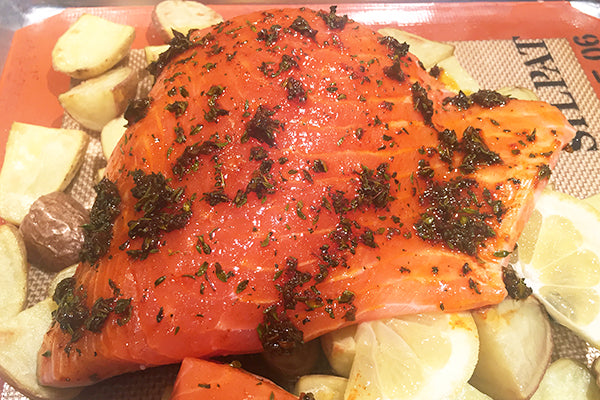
[414,178,499,256]
[172,140,220,178]
[125,170,192,260]
[257,305,304,354]
[80,178,121,266]
[317,6,349,30]
[285,77,307,102]
[503,265,532,300]
[290,16,318,40]
[204,85,229,123]
[124,98,152,126]
[245,105,282,147]
[459,126,502,174]
[411,82,434,126]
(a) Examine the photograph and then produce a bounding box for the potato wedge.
[437,55,480,94]
[0,122,88,225]
[0,224,28,320]
[59,66,138,131]
[320,324,357,377]
[470,297,553,400]
[294,375,347,400]
[0,298,81,400]
[52,14,135,80]
[19,192,88,272]
[101,115,128,160]
[377,28,455,70]
[454,384,493,400]
[153,0,224,42]
[145,44,170,65]
[497,87,540,101]
[531,358,600,399]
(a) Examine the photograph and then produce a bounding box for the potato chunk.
[100,115,128,160]
[0,224,27,321]
[531,358,600,399]
[0,122,88,225]
[295,375,347,400]
[469,297,553,400]
[144,45,170,65]
[0,299,82,400]
[152,0,224,42]
[52,14,135,80]
[19,192,88,272]
[58,66,138,131]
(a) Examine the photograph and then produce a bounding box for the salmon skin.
[38,7,575,386]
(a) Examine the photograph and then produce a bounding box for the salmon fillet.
[38,7,575,386]
[169,358,298,400]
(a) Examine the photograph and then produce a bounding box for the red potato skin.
[38,7,575,387]
[169,358,298,400]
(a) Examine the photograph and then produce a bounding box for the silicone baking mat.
[1,2,600,399]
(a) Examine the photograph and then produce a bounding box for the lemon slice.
[584,192,600,212]
[515,188,600,347]
[345,312,479,400]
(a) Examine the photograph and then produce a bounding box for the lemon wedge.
[584,192,600,212]
[345,312,479,400]
[515,188,600,348]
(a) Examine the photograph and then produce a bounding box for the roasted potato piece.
[470,297,553,400]
[497,86,540,101]
[437,55,480,94]
[531,358,600,399]
[144,44,170,65]
[59,66,138,131]
[19,192,88,272]
[294,375,347,400]
[0,224,27,320]
[260,339,322,380]
[52,14,135,80]
[454,384,493,400]
[377,28,455,70]
[152,0,224,42]
[100,115,128,160]
[320,324,357,377]
[0,122,88,225]
[0,299,82,400]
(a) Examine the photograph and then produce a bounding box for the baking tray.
[1,2,600,399]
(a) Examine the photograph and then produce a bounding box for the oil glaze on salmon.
[38,7,575,386]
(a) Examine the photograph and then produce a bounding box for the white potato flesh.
[52,14,135,80]
[437,55,480,94]
[0,122,88,225]
[497,87,540,101]
[531,358,600,400]
[59,66,138,131]
[153,0,224,42]
[377,28,455,70]
[0,224,28,320]
[294,375,347,400]
[145,45,170,65]
[0,299,82,400]
[453,384,493,400]
[469,297,553,400]
[320,324,357,377]
[101,115,128,160]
